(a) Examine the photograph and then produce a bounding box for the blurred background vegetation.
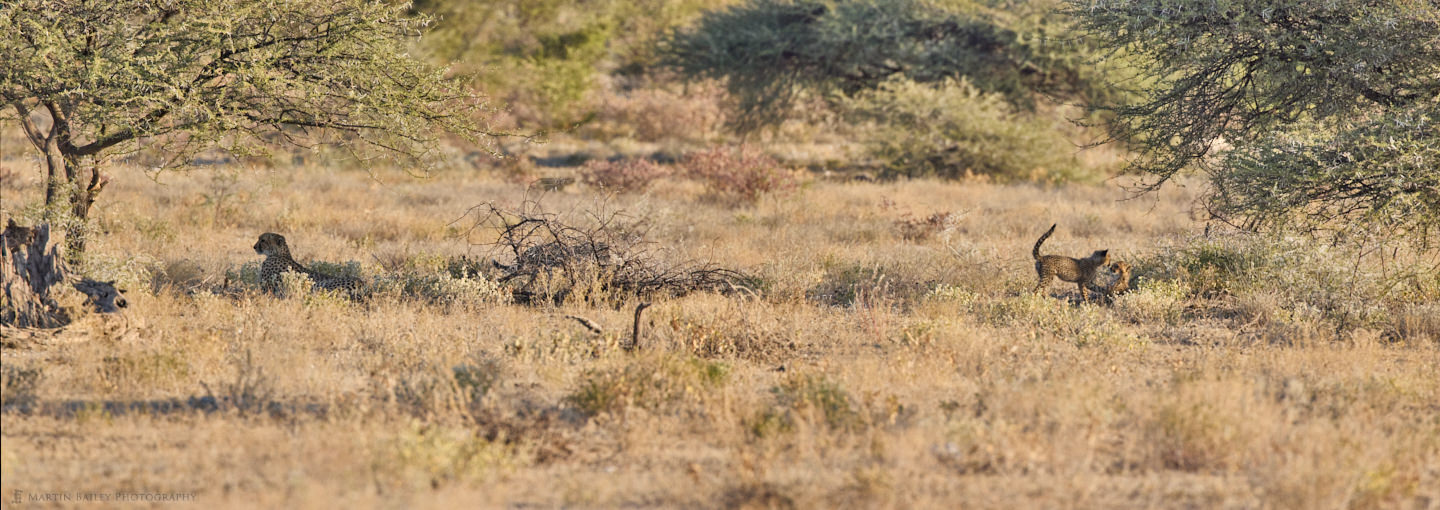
[407,0,1126,183]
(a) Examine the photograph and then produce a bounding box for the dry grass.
[1,154,1437,509]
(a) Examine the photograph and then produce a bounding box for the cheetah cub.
[1031,223,1109,302]
[1105,261,1132,297]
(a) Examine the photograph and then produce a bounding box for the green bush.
[749,373,861,437]
[374,272,510,307]
[663,0,1116,132]
[842,77,1094,183]
[565,354,730,417]
[413,0,722,126]
[1140,232,1439,336]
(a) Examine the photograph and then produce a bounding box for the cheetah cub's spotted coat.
[1031,223,1110,302]
[252,233,362,297]
[1105,261,1132,297]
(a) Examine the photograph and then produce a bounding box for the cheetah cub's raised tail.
[1032,223,1110,302]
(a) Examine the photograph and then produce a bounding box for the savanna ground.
[2,142,1439,508]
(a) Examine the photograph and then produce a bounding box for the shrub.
[384,424,529,489]
[457,200,753,305]
[565,354,729,418]
[841,77,1092,183]
[750,373,862,437]
[1139,232,1438,337]
[373,271,510,307]
[587,79,727,143]
[663,0,1114,132]
[1,365,42,409]
[894,211,961,242]
[452,355,504,405]
[1069,0,1440,246]
[579,157,672,193]
[682,145,797,203]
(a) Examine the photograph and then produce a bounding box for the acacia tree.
[1066,0,1440,246]
[662,0,1115,133]
[1,0,493,258]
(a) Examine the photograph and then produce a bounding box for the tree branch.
[10,101,48,151]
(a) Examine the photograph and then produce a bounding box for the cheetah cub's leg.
[1034,263,1054,295]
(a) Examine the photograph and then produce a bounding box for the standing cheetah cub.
[1031,223,1109,302]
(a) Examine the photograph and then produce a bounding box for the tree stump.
[2,223,71,328]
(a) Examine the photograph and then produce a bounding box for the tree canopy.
[1067,0,1440,245]
[662,0,1115,132]
[1,0,493,256]
[408,0,721,127]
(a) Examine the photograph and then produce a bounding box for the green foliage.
[226,261,265,288]
[842,77,1094,182]
[1067,0,1440,245]
[452,355,504,404]
[750,373,861,436]
[663,0,1114,132]
[1213,106,1440,245]
[1143,233,1440,335]
[0,0,494,256]
[565,354,730,418]
[0,0,491,166]
[412,0,722,126]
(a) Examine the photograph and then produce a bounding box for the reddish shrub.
[579,158,672,193]
[682,146,797,203]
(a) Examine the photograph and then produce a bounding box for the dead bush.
[894,211,961,242]
[452,198,755,305]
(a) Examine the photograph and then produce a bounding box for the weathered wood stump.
[2,221,128,331]
[2,222,70,328]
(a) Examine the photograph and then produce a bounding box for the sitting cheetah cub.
[1031,223,1109,302]
[1105,261,1132,297]
[1088,260,1133,303]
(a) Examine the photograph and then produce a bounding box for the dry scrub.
[1,158,1437,509]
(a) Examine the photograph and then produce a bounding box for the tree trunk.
[19,101,106,264]
[40,145,102,263]
[63,161,104,262]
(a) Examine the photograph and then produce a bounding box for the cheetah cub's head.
[1087,249,1110,265]
[253,232,290,257]
[1109,261,1131,274]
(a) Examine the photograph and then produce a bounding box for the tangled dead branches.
[451,198,754,305]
